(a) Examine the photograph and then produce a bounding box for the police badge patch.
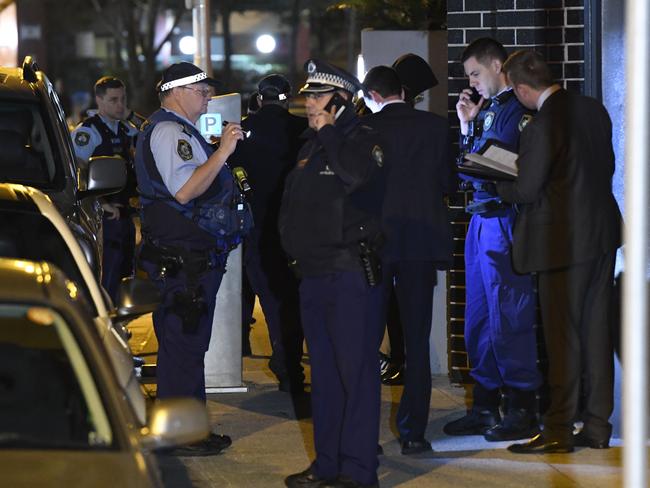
[483,112,495,131]
[371,145,384,167]
[177,139,193,161]
[518,114,533,131]
[75,131,90,146]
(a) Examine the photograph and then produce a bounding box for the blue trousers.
[300,271,383,486]
[143,257,223,401]
[464,208,541,394]
[101,215,135,303]
[383,260,437,441]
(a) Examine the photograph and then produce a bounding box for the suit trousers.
[300,271,383,486]
[464,208,541,394]
[383,260,437,441]
[537,251,615,441]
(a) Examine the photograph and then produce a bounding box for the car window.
[0,208,98,316]
[0,101,59,188]
[0,303,114,449]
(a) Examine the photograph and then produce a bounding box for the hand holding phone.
[324,93,347,120]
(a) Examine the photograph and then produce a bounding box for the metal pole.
[191,0,212,75]
[623,0,649,486]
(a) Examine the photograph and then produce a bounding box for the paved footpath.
[129,307,627,488]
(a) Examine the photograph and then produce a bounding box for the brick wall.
[445,0,585,383]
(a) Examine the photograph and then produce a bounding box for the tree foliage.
[330,0,446,30]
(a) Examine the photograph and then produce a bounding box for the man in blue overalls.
[72,77,138,302]
[280,59,386,488]
[443,38,542,442]
[134,62,252,456]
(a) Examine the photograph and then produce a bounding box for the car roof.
[0,66,44,102]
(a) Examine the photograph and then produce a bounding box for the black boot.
[484,388,539,441]
[443,384,500,436]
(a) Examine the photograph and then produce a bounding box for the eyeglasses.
[182,86,211,98]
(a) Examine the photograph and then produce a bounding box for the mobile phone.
[324,93,347,119]
[469,87,482,105]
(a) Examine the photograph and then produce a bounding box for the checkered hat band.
[160,72,207,92]
[306,72,355,92]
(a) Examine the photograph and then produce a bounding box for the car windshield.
[0,101,58,188]
[0,208,97,316]
[0,303,114,450]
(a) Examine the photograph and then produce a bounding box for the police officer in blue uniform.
[71,76,138,302]
[228,74,308,392]
[443,38,542,442]
[134,62,252,456]
[362,65,454,455]
[280,60,385,488]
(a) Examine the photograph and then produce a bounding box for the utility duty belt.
[465,199,509,215]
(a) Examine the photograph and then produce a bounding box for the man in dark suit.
[495,50,622,453]
[228,74,307,392]
[362,65,454,454]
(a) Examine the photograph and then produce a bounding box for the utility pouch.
[359,239,382,287]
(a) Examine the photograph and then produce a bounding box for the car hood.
[0,449,159,487]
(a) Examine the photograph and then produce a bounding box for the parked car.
[0,183,155,424]
[0,55,126,277]
[0,257,209,488]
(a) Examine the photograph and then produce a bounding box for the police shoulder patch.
[177,139,193,161]
[75,131,90,146]
[518,114,533,131]
[371,145,384,167]
[483,111,495,131]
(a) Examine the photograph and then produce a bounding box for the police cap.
[391,53,438,101]
[258,74,291,101]
[299,59,362,95]
[157,62,221,93]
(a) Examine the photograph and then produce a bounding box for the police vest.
[135,109,253,250]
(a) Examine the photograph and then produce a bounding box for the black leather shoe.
[401,438,432,455]
[573,431,610,449]
[443,408,500,436]
[381,364,404,385]
[484,408,539,441]
[508,433,574,454]
[165,433,232,457]
[285,468,333,488]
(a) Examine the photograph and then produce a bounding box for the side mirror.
[113,276,160,322]
[77,155,126,199]
[141,398,210,450]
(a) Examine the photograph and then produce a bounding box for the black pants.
[537,251,616,441]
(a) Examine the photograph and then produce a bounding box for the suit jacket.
[364,102,455,266]
[497,89,622,273]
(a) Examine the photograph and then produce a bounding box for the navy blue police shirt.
[459,89,533,202]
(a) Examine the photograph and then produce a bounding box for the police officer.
[228,74,308,392]
[443,38,541,442]
[362,65,454,455]
[280,60,385,488]
[71,76,138,302]
[134,62,251,456]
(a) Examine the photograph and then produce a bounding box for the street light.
[179,36,197,55]
[256,34,276,54]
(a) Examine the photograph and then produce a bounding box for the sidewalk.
[129,306,625,488]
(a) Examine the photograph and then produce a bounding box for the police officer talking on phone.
[280,59,386,488]
[134,62,252,456]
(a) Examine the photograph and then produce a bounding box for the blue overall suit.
[460,90,541,409]
[135,109,246,401]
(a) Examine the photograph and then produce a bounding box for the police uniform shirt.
[149,108,209,197]
[71,113,138,162]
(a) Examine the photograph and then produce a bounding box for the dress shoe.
[381,364,404,385]
[401,438,432,455]
[573,431,610,449]
[285,467,334,488]
[484,408,539,441]
[379,352,391,376]
[164,433,232,457]
[443,408,500,436]
[508,433,574,454]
